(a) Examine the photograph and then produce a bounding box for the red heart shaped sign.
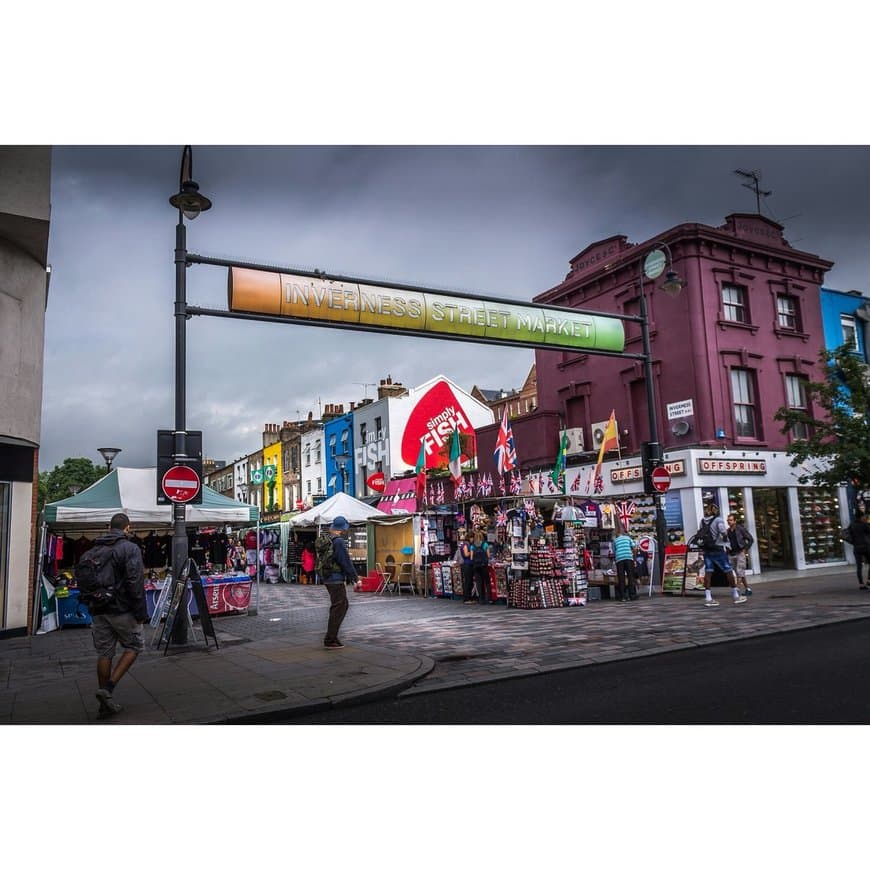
[401,379,477,467]
[366,471,386,492]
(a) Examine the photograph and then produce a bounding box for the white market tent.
[43,467,259,529]
[287,491,388,528]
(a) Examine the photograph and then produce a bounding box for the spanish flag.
[592,410,619,488]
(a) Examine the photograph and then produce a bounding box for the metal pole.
[171,215,190,644]
[638,277,668,588]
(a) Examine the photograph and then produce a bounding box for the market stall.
[288,491,389,577]
[38,467,259,632]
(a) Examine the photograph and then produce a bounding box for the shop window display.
[798,487,844,564]
[727,488,752,571]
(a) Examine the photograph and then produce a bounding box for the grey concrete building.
[0,146,52,636]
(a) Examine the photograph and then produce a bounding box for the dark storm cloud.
[40,145,870,471]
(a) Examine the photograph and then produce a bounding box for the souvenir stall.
[419,479,589,608]
[38,467,259,631]
[235,522,289,583]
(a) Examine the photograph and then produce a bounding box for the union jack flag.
[509,470,523,495]
[616,500,636,527]
[493,407,518,475]
[496,504,508,527]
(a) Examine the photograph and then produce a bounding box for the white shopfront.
[558,449,851,574]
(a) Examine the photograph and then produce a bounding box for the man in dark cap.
[319,515,358,649]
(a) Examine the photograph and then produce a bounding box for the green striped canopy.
[44,467,258,528]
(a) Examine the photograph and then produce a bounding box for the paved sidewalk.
[1,563,867,724]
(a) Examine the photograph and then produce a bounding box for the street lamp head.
[169,180,212,220]
[661,270,685,297]
[97,447,122,471]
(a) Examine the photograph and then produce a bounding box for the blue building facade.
[819,287,870,360]
[323,412,355,496]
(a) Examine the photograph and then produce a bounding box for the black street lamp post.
[168,146,211,644]
[334,454,350,494]
[637,245,684,587]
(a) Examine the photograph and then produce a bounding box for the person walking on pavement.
[696,502,747,608]
[319,516,358,649]
[846,510,870,590]
[612,524,638,602]
[89,513,148,719]
[459,534,475,604]
[726,513,755,596]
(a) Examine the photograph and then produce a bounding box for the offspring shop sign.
[228,267,625,354]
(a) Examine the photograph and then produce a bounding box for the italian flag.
[448,427,462,486]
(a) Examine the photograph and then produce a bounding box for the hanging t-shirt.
[578,500,602,528]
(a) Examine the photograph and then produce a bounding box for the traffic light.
[641,440,663,494]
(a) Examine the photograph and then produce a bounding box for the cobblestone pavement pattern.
[1,565,867,723]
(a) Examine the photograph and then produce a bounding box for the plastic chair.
[396,562,416,596]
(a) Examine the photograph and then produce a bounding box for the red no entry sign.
[651,466,671,493]
[162,465,201,503]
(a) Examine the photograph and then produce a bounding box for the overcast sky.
[39,145,870,471]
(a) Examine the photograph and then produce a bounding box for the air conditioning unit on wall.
[562,427,584,455]
[590,420,609,448]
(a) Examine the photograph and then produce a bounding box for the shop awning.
[43,467,259,528]
[377,477,418,514]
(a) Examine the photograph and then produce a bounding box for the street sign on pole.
[162,465,201,503]
[651,466,672,493]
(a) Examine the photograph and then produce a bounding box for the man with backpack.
[694,502,747,608]
[316,515,358,649]
[726,513,755,596]
[80,512,148,719]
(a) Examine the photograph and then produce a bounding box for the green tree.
[38,457,106,514]
[773,345,870,491]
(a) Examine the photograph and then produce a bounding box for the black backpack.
[315,532,338,578]
[472,544,489,567]
[74,539,123,610]
[693,519,719,551]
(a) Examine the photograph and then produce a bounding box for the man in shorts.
[89,512,148,718]
[698,502,748,608]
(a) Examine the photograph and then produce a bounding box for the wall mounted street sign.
[227,267,626,355]
[161,465,201,503]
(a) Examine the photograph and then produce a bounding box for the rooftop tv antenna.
[354,382,377,399]
[734,169,772,214]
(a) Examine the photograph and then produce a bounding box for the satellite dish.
[672,419,691,436]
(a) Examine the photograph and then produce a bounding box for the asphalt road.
[281,619,870,724]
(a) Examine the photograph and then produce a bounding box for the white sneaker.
[733,595,748,605]
[704,599,719,607]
